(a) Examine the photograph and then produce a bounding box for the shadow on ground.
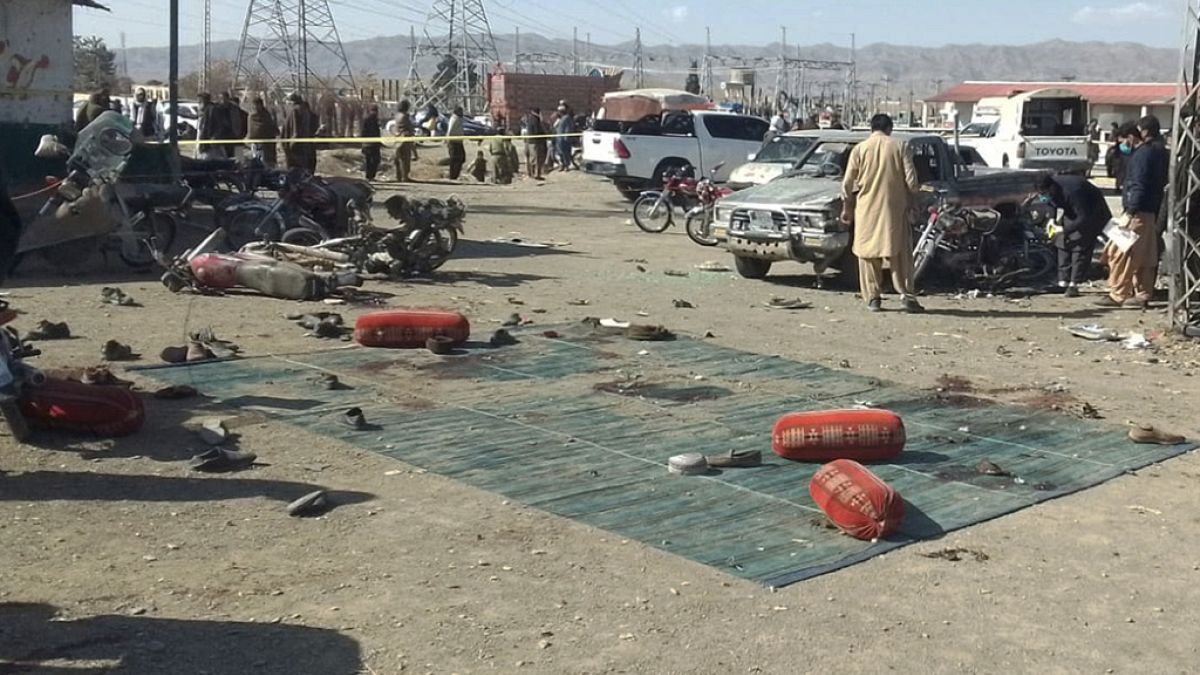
[0,602,362,675]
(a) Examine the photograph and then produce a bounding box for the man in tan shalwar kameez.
[840,114,924,313]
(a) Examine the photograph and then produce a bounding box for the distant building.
[924,81,1175,135]
[1,0,111,185]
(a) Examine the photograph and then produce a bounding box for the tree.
[74,35,117,92]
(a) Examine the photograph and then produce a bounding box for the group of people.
[356,100,581,185]
[195,92,321,173]
[840,113,1168,313]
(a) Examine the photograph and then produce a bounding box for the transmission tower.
[1168,0,1200,329]
[234,0,356,97]
[406,0,500,114]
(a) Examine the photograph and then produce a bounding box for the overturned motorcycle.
[158,195,466,300]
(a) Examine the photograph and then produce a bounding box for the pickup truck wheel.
[734,256,772,279]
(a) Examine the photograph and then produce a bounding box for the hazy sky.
[75,0,1180,50]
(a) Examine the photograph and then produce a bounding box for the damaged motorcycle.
[912,201,1056,289]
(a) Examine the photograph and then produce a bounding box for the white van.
[969,88,1092,174]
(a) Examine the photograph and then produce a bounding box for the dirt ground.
[2,146,1199,674]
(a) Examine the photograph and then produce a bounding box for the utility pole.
[775,25,787,112]
[847,32,857,125]
[169,0,179,168]
[633,28,644,89]
[514,26,520,72]
[572,26,579,76]
[703,26,713,100]
[120,31,129,83]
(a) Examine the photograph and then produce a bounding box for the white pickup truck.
[581,110,769,200]
[965,88,1093,174]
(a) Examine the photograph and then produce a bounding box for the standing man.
[282,92,317,172]
[361,104,383,181]
[445,106,466,180]
[130,88,159,139]
[840,113,923,313]
[1036,173,1111,297]
[247,97,279,168]
[554,103,576,171]
[214,92,238,158]
[523,107,547,180]
[392,100,415,182]
[196,93,220,159]
[1096,116,1169,309]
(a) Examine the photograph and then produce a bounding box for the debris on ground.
[101,339,138,361]
[625,325,674,341]
[663,269,689,277]
[542,330,561,338]
[920,547,990,562]
[976,460,1012,477]
[1122,333,1152,350]
[292,312,348,339]
[694,261,731,272]
[1067,324,1121,341]
[26,320,70,340]
[197,418,230,445]
[599,318,630,329]
[765,297,811,310]
[1127,504,1164,515]
[673,299,696,309]
[45,366,133,387]
[1128,423,1186,445]
[190,328,240,359]
[501,313,522,327]
[566,299,590,306]
[426,335,455,354]
[312,373,348,390]
[154,385,199,399]
[100,287,138,306]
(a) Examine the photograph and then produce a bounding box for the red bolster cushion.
[20,378,145,437]
[354,309,470,348]
[772,409,905,462]
[809,459,904,541]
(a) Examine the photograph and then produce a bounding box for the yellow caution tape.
[170,132,582,146]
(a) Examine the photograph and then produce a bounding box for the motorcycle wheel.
[225,207,285,249]
[912,236,939,283]
[685,210,720,247]
[280,227,325,247]
[419,228,459,272]
[119,211,177,269]
[1010,245,1057,282]
[632,193,674,233]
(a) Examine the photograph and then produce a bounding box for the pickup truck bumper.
[1020,158,1093,174]
[725,229,850,265]
[582,161,629,178]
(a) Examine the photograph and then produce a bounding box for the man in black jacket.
[1096,116,1169,308]
[360,104,382,181]
[1037,173,1111,297]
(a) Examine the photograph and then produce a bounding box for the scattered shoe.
[1128,424,1186,445]
[672,299,696,309]
[313,373,348,390]
[312,320,345,339]
[1067,324,1121,341]
[426,335,455,354]
[296,312,343,330]
[341,407,369,430]
[101,339,138,361]
[197,418,229,446]
[976,459,1012,477]
[501,313,522,327]
[1064,286,1080,298]
[867,298,882,313]
[154,384,198,399]
[287,490,330,517]
[189,447,257,472]
[160,345,188,364]
[189,328,239,359]
[100,287,138,306]
[766,297,811,310]
[705,449,763,468]
[902,297,926,314]
[186,341,214,362]
[26,320,70,340]
[490,329,519,347]
[1093,295,1123,308]
[625,324,673,341]
[667,453,709,475]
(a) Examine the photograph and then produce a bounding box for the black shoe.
[902,297,926,314]
[189,447,257,472]
[287,490,330,517]
[867,298,882,312]
[1064,286,1080,298]
[1094,295,1123,308]
[341,407,369,430]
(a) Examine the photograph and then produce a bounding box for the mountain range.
[117,35,1178,97]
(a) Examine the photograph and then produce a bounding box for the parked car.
[581,110,769,201]
[715,130,1047,281]
[966,88,1092,173]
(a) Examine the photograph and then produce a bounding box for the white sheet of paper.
[1104,218,1139,254]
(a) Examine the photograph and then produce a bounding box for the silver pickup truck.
[717,130,1046,280]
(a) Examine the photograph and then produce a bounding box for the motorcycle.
[25,111,177,270]
[683,163,732,247]
[631,164,700,234]
[912,202,1056,289]
[221,169,373,249]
